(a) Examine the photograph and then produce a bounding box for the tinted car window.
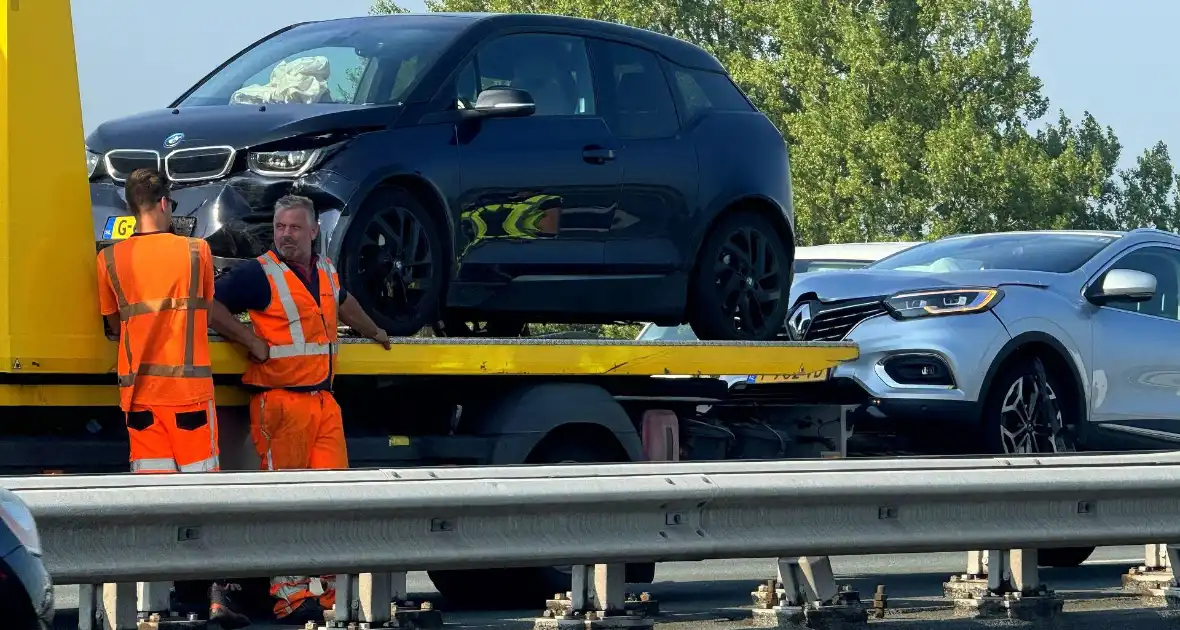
[464,33,596,117]
[178,17,464,107]
[589,40,679,139]
[869,233,1120,274]
[671,66,753,121]
[1105,246,1180,320]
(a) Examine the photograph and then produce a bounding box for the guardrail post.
[1124,542,1176,601]
[358,572,392,624]
[100,582,138,630]
[750,557,867,628]
[951,549,1061,622]
[136,581,171,615]
[537,564,653,630]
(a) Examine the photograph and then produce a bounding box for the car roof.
[303,12,726,72]
[797,241,920,262]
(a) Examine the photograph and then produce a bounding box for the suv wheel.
[688,211,792,341]
[982,356,1094,568]
[338,186,446,337]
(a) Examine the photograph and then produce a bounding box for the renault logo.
[787,302,813,341]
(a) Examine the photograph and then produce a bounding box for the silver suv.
[786,229,1177,460]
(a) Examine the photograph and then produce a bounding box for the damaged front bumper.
[90,169,356,272]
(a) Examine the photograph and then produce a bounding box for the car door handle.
[582,146,616,164]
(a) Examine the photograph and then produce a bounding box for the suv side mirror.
[1086,268,1157,305]
[471,87,536,118]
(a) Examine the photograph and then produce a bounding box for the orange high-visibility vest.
[241,251,340,389]
[97,234,215,411]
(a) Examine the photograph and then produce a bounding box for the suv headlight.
[0,491,42,556]
[86,148,102,179]
[247,145,335,178]
[884,288,1003,320]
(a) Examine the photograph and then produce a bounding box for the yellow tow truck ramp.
[0,0,858,409]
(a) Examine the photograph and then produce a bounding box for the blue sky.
[71,0,1177,171]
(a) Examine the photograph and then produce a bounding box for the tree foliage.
[370,0,1180,337]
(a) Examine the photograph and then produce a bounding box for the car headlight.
[883,288,1003,320]
[85,148,102,179]
[247,146,333,178]
[0,491,42,556]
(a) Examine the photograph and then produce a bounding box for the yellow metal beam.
[1,0,112,375]
[0,384,250,407]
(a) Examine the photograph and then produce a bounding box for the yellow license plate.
[103,215,136,240]
[753,368,831,384]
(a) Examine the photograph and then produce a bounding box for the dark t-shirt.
[215,250,347,392]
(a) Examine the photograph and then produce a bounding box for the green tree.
[1117,141,1178,232]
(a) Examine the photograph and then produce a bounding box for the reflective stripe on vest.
[258,256,340,360]
[102,240,212,388]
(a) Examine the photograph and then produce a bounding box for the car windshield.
[869,233,1120,274]
[637,324,699,341]
[176,16,467,108]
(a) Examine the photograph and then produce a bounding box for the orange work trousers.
[126,400,220,473]
[249,389,348,618]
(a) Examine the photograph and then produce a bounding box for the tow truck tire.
[427,435,654,608]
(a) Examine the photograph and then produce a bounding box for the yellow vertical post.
[0,0,112,374]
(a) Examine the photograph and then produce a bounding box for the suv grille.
[104,150,160,182]
[165,146,236,182]
[803,298,887,341]
[102,146,236,184]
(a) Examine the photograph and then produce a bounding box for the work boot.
[209,581,251,629]
[278,597,325,625]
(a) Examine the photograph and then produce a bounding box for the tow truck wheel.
[427,434,653,608]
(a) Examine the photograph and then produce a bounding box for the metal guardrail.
[8,452,1180,585]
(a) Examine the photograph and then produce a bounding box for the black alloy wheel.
[339,187,446,337]
[689,212,792,341]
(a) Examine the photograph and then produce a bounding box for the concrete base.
[1123,567,1175,596]
[942,575,989,601]
[954,593,1065,623]
[135,614,202,630]
[317,603,444,630]
[749,604,868,629]
[534,615,654,630]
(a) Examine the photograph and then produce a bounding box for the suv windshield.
[176,16,467,107]
[869,232,1120,274]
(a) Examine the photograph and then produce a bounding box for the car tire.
[981,355,1095,568]
[338,186,447,337]
[687,211,793,341]
[426,436,654,608]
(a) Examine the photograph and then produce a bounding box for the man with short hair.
[95,168,250,629]
[209,193,390,623]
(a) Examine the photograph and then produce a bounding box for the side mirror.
[1086,268,1157,305]
[471,87,536,118]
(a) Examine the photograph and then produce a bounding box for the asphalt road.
[51,546,1166,629]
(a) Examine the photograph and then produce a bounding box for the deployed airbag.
[231,56,332,105]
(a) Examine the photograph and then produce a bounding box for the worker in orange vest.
[209,193,391,624]
[95,168,251,629]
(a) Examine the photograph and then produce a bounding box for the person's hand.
[247,338,270,363]
[374,328,391,350]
